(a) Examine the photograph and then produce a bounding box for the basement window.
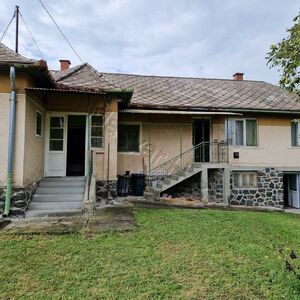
[90,115,103,148]
[118,124,140,152]
[35,111,42,137]
[233,172,257,188]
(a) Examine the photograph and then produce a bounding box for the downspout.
[3,66,17,217]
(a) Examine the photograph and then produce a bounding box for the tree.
[266,12,300,96]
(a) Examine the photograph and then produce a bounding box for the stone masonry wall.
[0,182,38,217]
[230,168,284,208]
[96,180,117,204]
[208,168,224,203]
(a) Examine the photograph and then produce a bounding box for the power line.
[19,11,45,60]
[0,11,15,43]
[37,0,85,65]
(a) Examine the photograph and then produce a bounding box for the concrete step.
[39,181,85,188]
[35,187,85,195]
[33,194,83,202]
[26,209,82,218]
[43,177,86,182]
[29,201,82,210]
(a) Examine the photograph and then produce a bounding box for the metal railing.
[147,141,228,189]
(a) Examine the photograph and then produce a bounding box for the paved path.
[0,206,134,235]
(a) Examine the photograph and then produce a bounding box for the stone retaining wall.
[96,180,117,204]
[230,168,284,208]
[0,182,38,217]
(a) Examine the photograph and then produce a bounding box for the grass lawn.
[1,209,300,299]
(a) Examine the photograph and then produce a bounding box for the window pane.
[235,121,244,146]
[50,117,64,128]
[91,138,102,148]
[92,115,103,126]
[233,173,239,187]
[50,140,63,151]
[36,112,42,136]
[118,125,140,152]
[246,120,257,146]
[91,126,102,137]
[226,119,234,145]
[50,128,63,139]
[291,122,298,146]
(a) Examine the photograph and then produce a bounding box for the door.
[193,119,210,162]
[288,174,300,209]
[66,115,86,176]
[45,114,67,176]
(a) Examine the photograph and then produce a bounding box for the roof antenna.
[15,5,19,53]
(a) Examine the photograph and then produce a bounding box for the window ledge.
[118,152,141,155]
[229,146,261,150]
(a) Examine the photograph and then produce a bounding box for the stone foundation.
[208,168,224,203]
[230,168,284,208]
[96,180,117,204]
[0,182,38,217]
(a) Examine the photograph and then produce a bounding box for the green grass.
[1,209,300,299]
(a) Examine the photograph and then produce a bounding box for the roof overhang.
[119,109,242,115]
[26,87,106,95]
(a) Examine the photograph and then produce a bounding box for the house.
[1,42,300,217]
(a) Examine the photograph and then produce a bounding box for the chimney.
[233,72,244,81]
[59,59,71,71]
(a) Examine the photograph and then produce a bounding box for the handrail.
[148,140,228,177]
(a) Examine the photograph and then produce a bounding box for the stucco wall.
[23,95,46,186]
[117,114,193,175]
[0,93,25,187]
[229,116,300,167]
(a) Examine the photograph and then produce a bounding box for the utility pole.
[15,5,19,53]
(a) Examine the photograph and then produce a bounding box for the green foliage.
[267,12,300,96]
[1,209,300,299]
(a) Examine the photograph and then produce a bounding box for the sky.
[0,0,299,84]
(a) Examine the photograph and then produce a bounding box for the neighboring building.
[1,42,300,217]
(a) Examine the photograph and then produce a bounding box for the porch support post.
[223,167,230,206]
[201,167,208,202]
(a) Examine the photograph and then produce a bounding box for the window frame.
[232,171,258,189]
[35,110,42,138]
[90,114,104,150]
[117,122,141,154]
[226,118,258,147]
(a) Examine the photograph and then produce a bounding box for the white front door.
[288,174,300,209]
[45,114,67,176]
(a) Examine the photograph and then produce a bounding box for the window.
[291,121,300,146]
[90,115,103,148]
[49,116,64,151]
[289,174,297,191]
[118,124,140,152]
[226,119,257,146]
[35,111,42,137]
[233,172,257,188]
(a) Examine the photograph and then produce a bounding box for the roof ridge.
[54,63,88,82]
[100,71,266,83]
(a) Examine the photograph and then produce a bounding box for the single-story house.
[1,42,300,217]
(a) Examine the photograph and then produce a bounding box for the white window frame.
[233,171,258,189]
[35,110,42,137]
[227,118,258,147]
[90,114,104,149]
[117,122,142,154]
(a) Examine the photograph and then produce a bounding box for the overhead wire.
[0,11,16,43]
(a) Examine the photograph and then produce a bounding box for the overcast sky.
[0,0,299,83]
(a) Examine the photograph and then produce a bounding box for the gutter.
[3,66,17,217]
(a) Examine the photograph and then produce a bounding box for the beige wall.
[0,93,25,187]
[117,114,193,175]
[229,116,300,168]
[23,95,46,186]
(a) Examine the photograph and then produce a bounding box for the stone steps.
[26,177,85,218]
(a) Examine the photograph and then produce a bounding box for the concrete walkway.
[0,206,134,235]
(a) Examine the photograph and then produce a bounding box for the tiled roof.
[51,63,119,93]
[100,72,300,112]
[0,43,37,65]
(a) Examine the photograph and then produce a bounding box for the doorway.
[284,174,300,209]
[193,119,210,162]
[66,115,86,176]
